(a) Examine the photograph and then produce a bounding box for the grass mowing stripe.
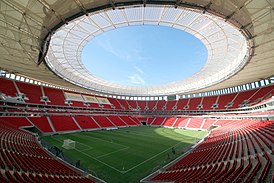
[96,147,129,158]
[53,137,125,173]
[94,129,179,148]
[114,130,179,140]
[70,138,94,150]
[82,131,170,152]
[71,133,129,149]
[42,126,207,183]
[80,147,93,152]
[74,146,124,173]
[123,140,184,173]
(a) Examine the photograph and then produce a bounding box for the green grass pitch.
[43,126,207,183]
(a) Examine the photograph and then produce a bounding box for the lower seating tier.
[147,119,274,182]
[0,122,96,182]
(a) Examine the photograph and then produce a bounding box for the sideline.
[123,141,184,173]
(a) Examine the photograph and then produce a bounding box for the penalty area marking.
[76,141,94,151]
[52,133,191,174]
[53,138,127,173]
[96,147,129,158]
[54,138,93,152]
[80,147,93,152]
[74,147,125,173]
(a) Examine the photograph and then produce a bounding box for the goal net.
[62,139,75,150]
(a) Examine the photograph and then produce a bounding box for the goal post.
[62,139,75,150]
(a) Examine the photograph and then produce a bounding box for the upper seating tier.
[0,78,17,97]
[0,78,273,112]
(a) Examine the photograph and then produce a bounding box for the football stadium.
[0,0,274,182]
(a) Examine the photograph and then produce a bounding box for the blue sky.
[82,25,207,86]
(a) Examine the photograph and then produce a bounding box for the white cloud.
[128,73,145,85]
[96,39,121,58]
[134,66,144,74]
[96,37,151,63]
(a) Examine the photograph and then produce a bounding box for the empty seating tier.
[93,116,115,128]
[151,117,166,126]
[0,117,32,127]
[146,119,274,182]
[16,82,44,104]
[28,117,54,133]
[50,116,80,132]
[119,116,140,126]
[173,118,189,128]
[74,116,100,129]
[0,78,17,97]
[186,118,204,129]
[0,122,95,182]
[108,116,127,127]
[162,118,177,127]
[43,87,67,106]
[1,77,273,112]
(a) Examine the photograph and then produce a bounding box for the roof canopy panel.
[45,5,250,96]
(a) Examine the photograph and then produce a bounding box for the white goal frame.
[62,139,75,150]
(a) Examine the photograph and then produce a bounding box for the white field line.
[54,138,124,173]
[53,131,200,174]
[76,141,94,150]
[80,147,93,152]
[56,137,93,151]
[56,137,179,174]
[123,141,184,173]
[71,133,129,149]
[96,147,129,158]
[74,147,124,173]
[55,138,92,151]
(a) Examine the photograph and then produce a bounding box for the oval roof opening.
[46,5,249,96]
[82,25,208,87]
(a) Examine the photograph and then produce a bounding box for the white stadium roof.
[0,0,273,96]
[46,5,250,95]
